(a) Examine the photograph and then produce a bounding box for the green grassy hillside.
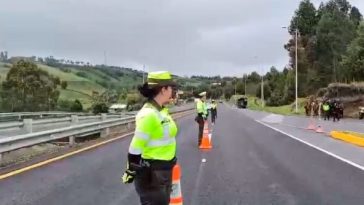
[0,63,121,109]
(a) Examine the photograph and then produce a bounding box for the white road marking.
[256,120,364,172]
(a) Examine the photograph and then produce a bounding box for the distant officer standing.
[323,101,330,120]
[195,92,207,146]
[210,100,217,124]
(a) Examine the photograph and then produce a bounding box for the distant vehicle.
[359,107,364,119]
[219,100,223,103]
[237,97,248,109]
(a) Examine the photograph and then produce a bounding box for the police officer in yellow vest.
[122,71,178,205]
[195,91,208,146]
[210,100,217,124]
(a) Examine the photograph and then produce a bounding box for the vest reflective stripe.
[134,131,150,141]
[129,146,142,155]
[147,138,176,147]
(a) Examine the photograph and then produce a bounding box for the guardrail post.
[0,153,2,163]
[23,119,32,133]
[71,115,79,124]
[101,128,110,138]
[69,136,75,146]
[101,114,107,121]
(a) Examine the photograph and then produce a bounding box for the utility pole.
[244,74,247,96]
[295,28,298,113]
[261,72,264,108]
[104,51,107,66]
[142,64,145,84]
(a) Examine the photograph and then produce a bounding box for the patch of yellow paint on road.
[330,131,364,147]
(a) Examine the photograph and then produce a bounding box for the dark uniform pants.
[196,115,204,145]
[211,109,217,123]
[134,168,173,205]
[324,110,330,120]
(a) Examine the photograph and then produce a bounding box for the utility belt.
[195,113,204,123]
[141,157,177,170]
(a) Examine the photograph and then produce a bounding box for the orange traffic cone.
[199,121,212,149]
[306,120,316,130]
[170,164,183,205]
[315,125,324,133]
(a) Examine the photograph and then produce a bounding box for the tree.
[248,71,261,83]
[126,93,142,105]
[30,56,36,62]
[4,51,7,61]
[236,81,245,95]
[61,81,68,89]
[71,99,83,112]
[316,9,356,84]
[341,22,364,81]
[350,6,363,27]
[290,0,319,36]
[45,56,59,67]
[255,83,271,99]
[57,99,72,111]
[92,103,108,114]
[1,60,60,111]
[323,0,351,15]
[0,52,4,62]
[37,57,44,63]
[223,85,234,100]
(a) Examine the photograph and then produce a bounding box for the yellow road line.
[0,132,134,180]
[0,111,193,180]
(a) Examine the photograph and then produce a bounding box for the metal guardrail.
[0,114,125,130]
[0,107,195,160]
[0,111,133,124]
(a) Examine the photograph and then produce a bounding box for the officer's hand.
[121,169,136,184]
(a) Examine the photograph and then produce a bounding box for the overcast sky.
[1,0,364,76]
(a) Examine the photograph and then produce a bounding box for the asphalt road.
[1,104,364,205]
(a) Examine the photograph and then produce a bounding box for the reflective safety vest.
[196,99,207,116]
[323,104,330,111]
[211,103,217,109]
[128,103,178,161]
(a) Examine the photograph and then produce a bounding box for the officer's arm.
[122,114,155,184]
[127,113,157,168]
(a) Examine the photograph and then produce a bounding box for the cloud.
[1,0,364,76]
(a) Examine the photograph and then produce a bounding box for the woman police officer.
[122,71,179,205]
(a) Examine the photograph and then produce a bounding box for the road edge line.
[0,132,134,180]
[255,120,364,172]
